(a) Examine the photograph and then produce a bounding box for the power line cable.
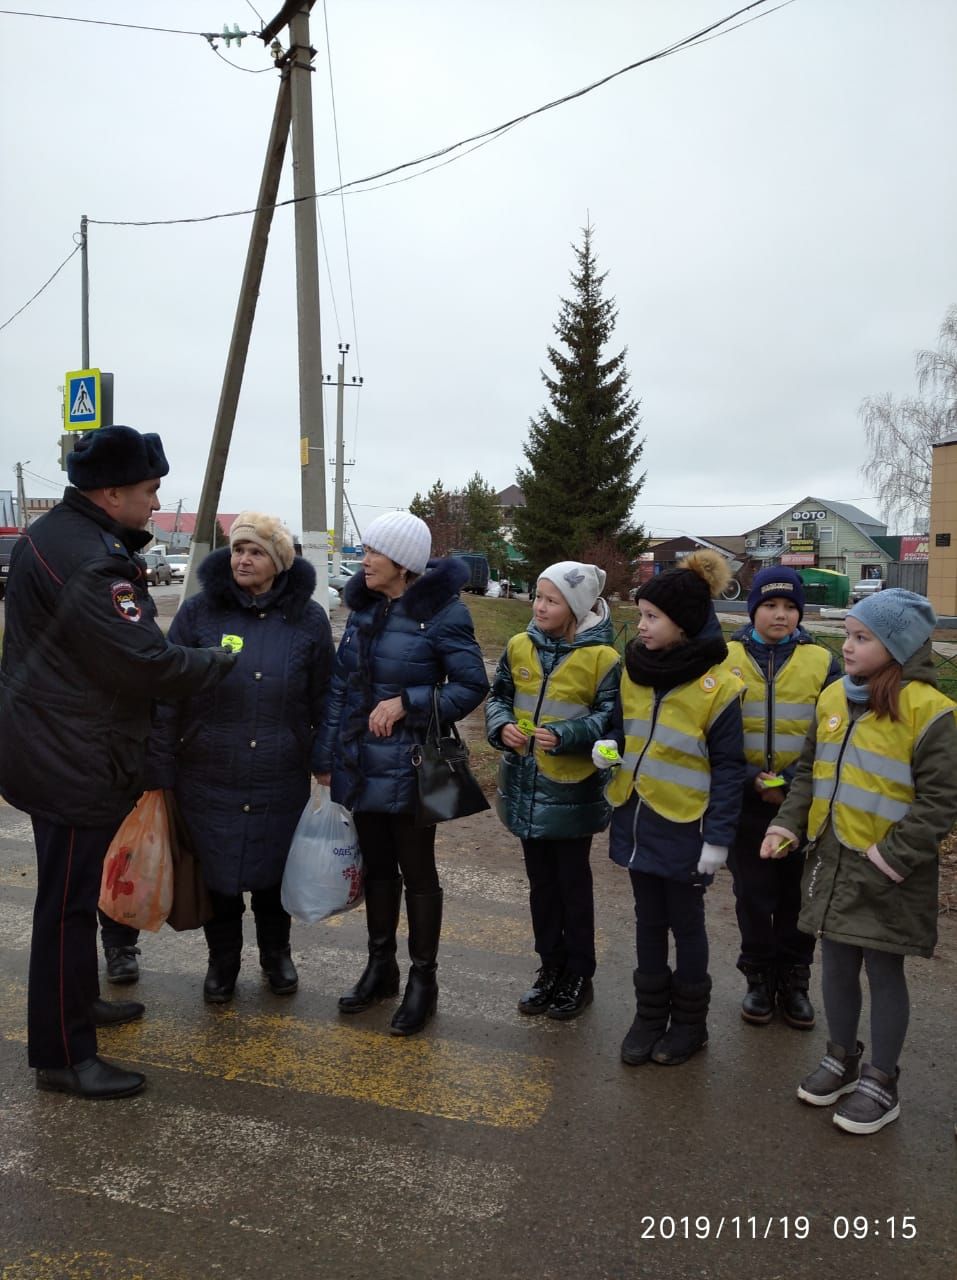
[86,0,793,227]
[208,43,273,73]
[639,497,880,508]
[0,243,80,333]
[316,208,342,342]
[322,0,361,375]
[0,7,211,37]
[244,0,265,28]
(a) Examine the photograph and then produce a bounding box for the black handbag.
[411,687,490,827]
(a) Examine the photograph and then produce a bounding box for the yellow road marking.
[0,979,551,1130]
[0,1251,189,1280]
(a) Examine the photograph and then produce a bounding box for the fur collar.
[344,556,469,621]
[197,547,317,621]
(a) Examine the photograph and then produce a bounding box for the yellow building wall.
[928,439,957,615]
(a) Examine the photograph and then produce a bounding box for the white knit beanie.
[362,511,432,574]
[229,511,296,573]
[539,562,607,623]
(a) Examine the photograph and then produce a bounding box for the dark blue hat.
[747,566,805,622]
[67,425,169,490]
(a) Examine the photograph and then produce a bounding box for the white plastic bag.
[281,785,364,924]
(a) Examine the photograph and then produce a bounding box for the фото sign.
[791,509,827,522]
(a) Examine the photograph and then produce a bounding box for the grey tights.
[820,937,909,1075]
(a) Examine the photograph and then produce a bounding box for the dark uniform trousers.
[29,816,120,1068]
[727,800,814,969]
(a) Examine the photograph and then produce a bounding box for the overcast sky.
[2,0,955,543]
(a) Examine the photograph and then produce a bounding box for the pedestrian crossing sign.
[64,368,102,431]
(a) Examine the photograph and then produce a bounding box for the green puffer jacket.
[775,642,957,957]
[485,600,620,841]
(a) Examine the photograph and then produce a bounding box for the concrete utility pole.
[286,1,330,606]
[80,215,90,369]
[331,343,347,576]
[14,461,29,529]
[185,65,292,599]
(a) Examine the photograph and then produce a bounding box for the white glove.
[591,739,621,769]
[697,843,728,875]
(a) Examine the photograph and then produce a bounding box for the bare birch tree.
[860,305,957,531]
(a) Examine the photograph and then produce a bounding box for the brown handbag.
[163,791,213,931]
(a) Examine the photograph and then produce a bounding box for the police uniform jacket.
[146,549,335,896]
[776,642,957,957]
[314,557,489,814]
[0,487,228,828]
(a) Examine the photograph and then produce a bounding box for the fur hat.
[229,511,296,573]
[67,425,169,490]
[539,561,607,623]
[848,589,937,665]
[747,566,805,623]
[361,511,431,574]
[634,548,730,637]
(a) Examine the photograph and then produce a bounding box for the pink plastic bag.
[99,790,174,932]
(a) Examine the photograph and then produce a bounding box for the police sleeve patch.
[111,581,142,622]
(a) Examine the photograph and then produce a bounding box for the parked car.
[166,554,189,582]
[328,559,364,592]
[143,549,173,586]
[452,551,490,595]
[0,531,21,601]
[850,578,883,603]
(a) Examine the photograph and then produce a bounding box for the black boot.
[390,889,442,1037]
[104,945,141,985]
[255,909,299,995]
[776,964,815,1030]
[621,969,671,1066]
[203,915,243,1004]
[739,962,775,1025]
[651,975,711,1065]
[339,878,402,1013]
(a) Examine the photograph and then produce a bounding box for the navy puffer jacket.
[147,549,335,896]
[314,557,489,814]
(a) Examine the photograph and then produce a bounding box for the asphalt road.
[1,796,954,1280]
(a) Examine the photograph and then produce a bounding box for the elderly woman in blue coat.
[315,512,489,1036]
[149,512,335,1004]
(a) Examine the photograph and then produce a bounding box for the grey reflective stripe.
[843,744,913,788]
[537,695,590,720]
[816,740,842,762]
[742,700,765,718]
[812,778,836,800]
[640,756,710,793]
[834,782,911,824]
[513,692,538,714]
[620,752,640,773]
[774,701,815,720]
[623,717,651,738]
[651,723,707,758]
[770,732,807,753]
[743,732,767,753]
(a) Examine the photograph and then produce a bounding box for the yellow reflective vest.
[724,640,832,773]
[807,680,957,850]
[606,666,744,818]
[508,633,620,784]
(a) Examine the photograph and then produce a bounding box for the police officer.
[0,425,236,1099]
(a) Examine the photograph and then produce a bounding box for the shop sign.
[900,535,929,562]
[781,552,816,566]
[791,509,827,521]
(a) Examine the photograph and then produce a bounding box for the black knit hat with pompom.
[634,549,730,638]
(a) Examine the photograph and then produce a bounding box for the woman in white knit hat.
[314,512,489,1036]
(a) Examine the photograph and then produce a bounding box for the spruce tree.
[515,224,645,575]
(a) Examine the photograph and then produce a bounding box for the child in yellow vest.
[486,562,620,1020]
[723,567,840,1031]
[762,590,957,1134]
[594,550,745,1066]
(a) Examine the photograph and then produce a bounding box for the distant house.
[495,485,526,543]
[149,511,241,550]
[742,497,890,580]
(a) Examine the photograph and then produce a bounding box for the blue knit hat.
[848,589,937,665]
[747,566,805,623]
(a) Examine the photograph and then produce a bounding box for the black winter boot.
[203,915,243,1004]
[776,964,815,1029]
[621,969,671,1066]
[390,889,442,1037]
[339,878,403,1013]
[651,975,711,1065]
[255,909,299,995]
[739,963,774,1025]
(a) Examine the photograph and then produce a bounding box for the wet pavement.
[1,795,955,1280]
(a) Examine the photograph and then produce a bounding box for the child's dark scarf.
[625,631,728,692]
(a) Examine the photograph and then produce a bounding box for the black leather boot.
[339,878,402,1013]
[36,1055,146,1100]
[104,945,141,985]
[651,975,711,1065]
[739,962,775,1025]
[777,964,815,1029]
[203,915,243,1004]
[255,908,299,995]
[621,969,671,1066]
[90,997,145,1027]
[390,889,442,1037]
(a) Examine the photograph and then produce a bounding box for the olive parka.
[485,599,620,841]
[775,641,957,957]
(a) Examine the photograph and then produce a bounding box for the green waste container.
[798,568,850,608]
